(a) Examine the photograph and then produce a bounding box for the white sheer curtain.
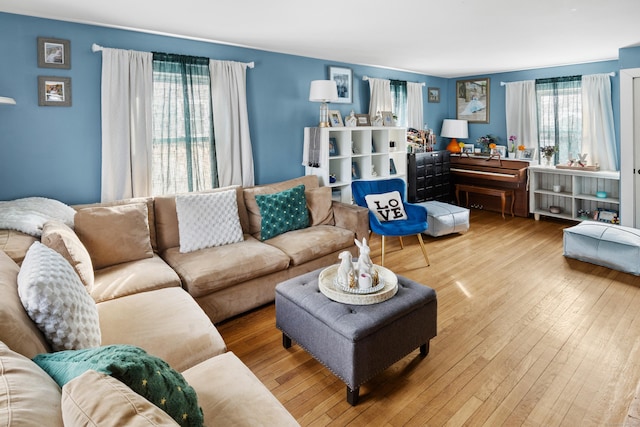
[210,60,255,187]
[505,80,538,152]
[100,48,153,202]
[368,78,392,121]
[406,82,424,129]
[582,73,618,171]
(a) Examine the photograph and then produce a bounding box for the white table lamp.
[441,119,468,153]
[0,96,16,105]
[309,80,338,127]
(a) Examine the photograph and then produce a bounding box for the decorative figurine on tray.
[337,251,356,288]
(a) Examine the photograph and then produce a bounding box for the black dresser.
[407,150,451,203]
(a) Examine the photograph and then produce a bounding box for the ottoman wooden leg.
[347,386,360,406]
[282,333,292,349]
[420,341,430,356]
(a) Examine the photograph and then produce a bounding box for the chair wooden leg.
[416,233,430,267]
[398,236,404,249]
[381,235,386,266]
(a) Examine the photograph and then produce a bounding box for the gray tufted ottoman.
[275,268,437,405]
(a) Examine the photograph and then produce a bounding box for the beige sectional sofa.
[0,175,368,425]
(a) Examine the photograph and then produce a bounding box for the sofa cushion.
[0,341,63,427]
[175,190,243,253]
[266,225,355,266]
[74,197,158,252]
[255,184,309,241]
[17,242,101,351]
[364,191,408,221]
[154,186,248,253]
[33,345,203,426]
[243,175,319,238]
[0,250,50,358]
[182,352,299,427]
[62,369,179,426]
[41,220,94,291]
[161,236,290,298]
[91,254,181,303]
[0,228,37,264]
[98,287,226,371]
[74,203,153,270]
[306,186,335,226]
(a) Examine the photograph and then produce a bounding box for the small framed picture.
[328,66,352,104]
[428,87,440,103]
[522,147,536,159]
[461,144,474,154]
[492,145,507,157]
[329,110,343,127]
[389,158,397,175]
[355,114,371,126]
[38,76,71,107]
[329,137,339,156]
[351,161,361,180]
[37,37,71,69]
[381,111,394,127]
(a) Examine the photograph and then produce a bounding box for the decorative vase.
[544,155,553,166]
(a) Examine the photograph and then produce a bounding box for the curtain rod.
[362,75,426,87]
[500,71,615,86]
[91,43,255,68]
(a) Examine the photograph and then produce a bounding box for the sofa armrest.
[331,201,369,243]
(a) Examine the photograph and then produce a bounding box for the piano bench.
[455,184,515,219]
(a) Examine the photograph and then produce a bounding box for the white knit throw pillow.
[17,242,101,351]
[175,189,244,253]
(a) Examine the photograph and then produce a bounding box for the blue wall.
[1,12,638,204]
[444,61,621,152]
[0,12,448,204]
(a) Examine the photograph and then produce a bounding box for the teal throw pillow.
[33,345,203,427]
[255,184,309,240]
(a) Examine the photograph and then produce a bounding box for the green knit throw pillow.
[33,345,203,427]
[255,184,309,240]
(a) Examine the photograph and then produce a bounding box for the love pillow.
[364,191,407,222]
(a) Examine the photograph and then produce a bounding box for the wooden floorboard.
[217,209,640,426]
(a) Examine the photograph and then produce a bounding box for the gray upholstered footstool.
[275,268,437,405]
[563,221,640,275]
[416,200,470,237]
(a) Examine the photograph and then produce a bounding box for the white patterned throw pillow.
[364,191,408,222]
[176,189,244,253]
[17,242,101,351]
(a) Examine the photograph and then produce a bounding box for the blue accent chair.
[351,178,430,267]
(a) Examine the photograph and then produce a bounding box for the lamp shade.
[309,80,338,102]
[0,96,16,105]
[440,119,468,139]
[441,119,468,153]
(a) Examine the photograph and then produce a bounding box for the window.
[536,76,582,164]
[151,54,218,196]
[390,80,407,127]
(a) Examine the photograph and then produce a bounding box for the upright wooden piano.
[450,155,530,217]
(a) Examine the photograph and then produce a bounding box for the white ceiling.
[2,0,640,78]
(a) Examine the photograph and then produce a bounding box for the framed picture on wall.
[38,76,71,107]
[328,66,352,104]
[428,87,440,103]
[456,78,490,123]
[37,37,71,69]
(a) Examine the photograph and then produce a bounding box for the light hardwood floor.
[217,210,640,426]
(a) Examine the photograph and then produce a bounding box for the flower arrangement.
[476,135,498,153]
[540,145,558,158]
[508,135,517,152]
[518,144,526,151]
